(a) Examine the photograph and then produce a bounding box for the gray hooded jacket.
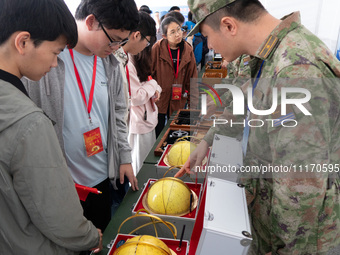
[22,54,132,188]
[0,74,99,254]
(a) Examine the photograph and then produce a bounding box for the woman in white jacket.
[122,11,161,175]
[128,55,161,175]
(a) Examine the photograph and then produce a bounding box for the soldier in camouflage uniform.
[175,0,340,254]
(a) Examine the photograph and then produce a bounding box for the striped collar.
[255,12,301,60]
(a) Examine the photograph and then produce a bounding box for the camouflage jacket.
[218,54,252,106]
[204,12,340,254]
[227,54,251,80]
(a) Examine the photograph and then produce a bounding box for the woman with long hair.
[126,13,161,175]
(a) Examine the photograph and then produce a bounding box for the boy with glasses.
[23,0,139,234]
[97,19,131,47]
[0,0,102,254]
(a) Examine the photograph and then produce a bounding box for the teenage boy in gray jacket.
[23,0,140,232]
[0,0,102,254]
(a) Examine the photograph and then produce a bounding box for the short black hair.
[75,0,139,31]
[205,0,266,30]
[169,6,180,12]
[139,5,152,14]
[165,11,185,25]
[0,0,77,48]
[161,17,181,36]
[188,11,193,22]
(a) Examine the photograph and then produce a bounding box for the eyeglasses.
[99,22,129,47]
[140,32,151,47]
[168,27,184,37]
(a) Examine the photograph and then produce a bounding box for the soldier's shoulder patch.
[258,35,279,59]
[243,56,251,66]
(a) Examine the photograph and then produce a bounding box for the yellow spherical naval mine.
[113,235,173,255]
[165,141,197,167]
[143,177,196,216]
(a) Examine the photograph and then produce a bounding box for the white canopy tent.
[261,0,340,54]
[65,0,340,53]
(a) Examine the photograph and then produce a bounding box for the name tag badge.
[172,84,182,100]
[83,124,103,157]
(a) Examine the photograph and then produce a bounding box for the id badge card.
[172,84,182,100]
[82,123,104,157]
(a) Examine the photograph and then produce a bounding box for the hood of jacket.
[0,78,42,134]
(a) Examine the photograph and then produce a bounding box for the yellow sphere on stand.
[166,141,197,166]
[143,177,192,216]
[113,235,172,255]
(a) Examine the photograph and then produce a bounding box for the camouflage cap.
[187,0,236,36]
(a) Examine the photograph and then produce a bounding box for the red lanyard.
[167,44,180,79]
[124,50,131,98]
[125,65,131,98]
[69,49,97,122]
